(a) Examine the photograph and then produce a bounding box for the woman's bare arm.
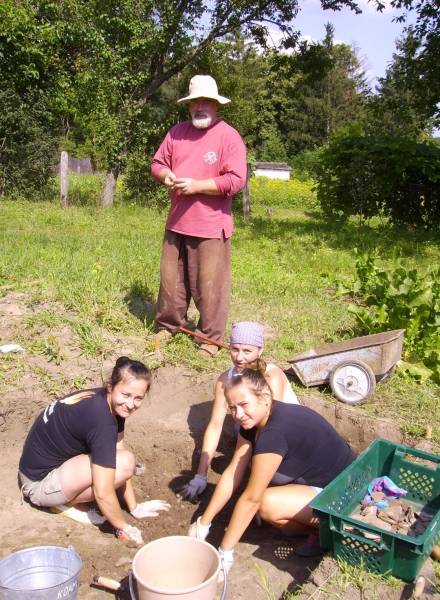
[220,452,282,549]
[196,374,229,477]
[200,435,253,525]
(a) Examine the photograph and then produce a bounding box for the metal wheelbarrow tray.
[287,329,404,405]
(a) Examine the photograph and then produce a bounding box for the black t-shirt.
[240,401,356,488]
[19,388,125,481]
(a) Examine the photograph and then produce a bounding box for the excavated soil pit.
[0,292,435,599]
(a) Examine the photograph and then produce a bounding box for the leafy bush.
[316,129,440,228]
[337,251,440,384]
[0,1,65,198]
[250,176,317,209]
[121,150,170,209]
[0,89,58,198]
[290,147,323,182]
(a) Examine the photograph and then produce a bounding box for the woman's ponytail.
[255,357,267,377]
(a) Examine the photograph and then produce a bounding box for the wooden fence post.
[60,151,69,208]
[242,163,251,224]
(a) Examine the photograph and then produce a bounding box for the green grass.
[1,190,439,437]
[51,173,107,206]
[28,334,65,365]
[278,559,401,600]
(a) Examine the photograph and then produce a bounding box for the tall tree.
[44,0,366,206]
[373,0,439,126]
[0,1,71,196]
[273,23,369,156]
[176,34,289,161]
[366,29,435,138]
[51,0,298,206]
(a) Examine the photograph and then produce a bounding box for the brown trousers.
[156,230,231,343]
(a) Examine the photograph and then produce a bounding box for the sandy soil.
[0,293,436,599]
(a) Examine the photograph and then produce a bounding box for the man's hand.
[188,516,211,540]
[173,177,198,195]
[179,474,207,501]
[164,171,177,188]
[130,500,171,519]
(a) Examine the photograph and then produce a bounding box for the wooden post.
[60,151,68,208]
[242,162,251,224]
[100,168,118,208]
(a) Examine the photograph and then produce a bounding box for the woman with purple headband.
[180,321,299,501]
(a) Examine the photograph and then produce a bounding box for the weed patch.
[29,335,65,365]
[72,321,107,357]
[336,250,440,384]
[250,176,317,209]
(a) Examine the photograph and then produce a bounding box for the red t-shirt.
[151,119,247,239]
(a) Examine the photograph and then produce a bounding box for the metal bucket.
[0,545,82,599]
[132,536,224,600]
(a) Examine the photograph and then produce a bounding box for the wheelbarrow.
[287,329,404,405]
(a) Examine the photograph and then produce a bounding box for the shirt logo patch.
[203,151,218,165]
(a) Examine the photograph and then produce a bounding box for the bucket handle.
[128,570,136,600]
[127,561,228,600]
[219,555,228,600]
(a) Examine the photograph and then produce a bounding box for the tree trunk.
[100,167,119,207]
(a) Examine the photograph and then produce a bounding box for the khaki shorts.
[19,468,68,507]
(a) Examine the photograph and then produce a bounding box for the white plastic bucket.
[0,545,82,600]
[132,536,222,600]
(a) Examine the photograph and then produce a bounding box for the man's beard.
[192,115,212,129]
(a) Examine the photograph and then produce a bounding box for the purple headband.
[229,322,264,348]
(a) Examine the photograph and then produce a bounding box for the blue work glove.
[180,475,207,501]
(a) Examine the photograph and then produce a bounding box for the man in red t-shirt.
[151,75,247,355]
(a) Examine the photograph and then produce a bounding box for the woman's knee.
[259,485,316,527]
[116,449,135,481]
[259,488,278,523]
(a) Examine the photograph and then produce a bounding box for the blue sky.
[268,0,416,87]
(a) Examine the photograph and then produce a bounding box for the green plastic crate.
[310,439,440,582]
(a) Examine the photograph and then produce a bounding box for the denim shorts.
[19,468,68,507]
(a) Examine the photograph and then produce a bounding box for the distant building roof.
[254,162,291,171]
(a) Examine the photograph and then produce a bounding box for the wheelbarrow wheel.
[330,360,376,405]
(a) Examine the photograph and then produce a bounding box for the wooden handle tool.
[178,326,229,349]
[92,575,121,591]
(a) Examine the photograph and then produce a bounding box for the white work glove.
[130,500,171,519]
[188,516,211,540]
[219,547,234,576]
[122,525,144,545]
[180,475,207,501]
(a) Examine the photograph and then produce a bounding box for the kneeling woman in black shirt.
[189,368,356,569]
[19,356,169,545]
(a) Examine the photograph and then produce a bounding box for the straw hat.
[177,75,230,105]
